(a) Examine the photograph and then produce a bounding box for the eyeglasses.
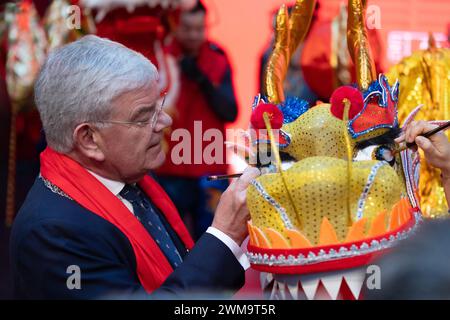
[95,92,167,129]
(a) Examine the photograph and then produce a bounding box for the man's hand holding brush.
[396,120,450,206]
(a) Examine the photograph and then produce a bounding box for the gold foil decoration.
[331,4,353,89]
[387,35,450,218]
[347,0,376,91]
[263,0,316,104]
[263,5,290,104]
[287,0,317,57]
[342,99,354,226]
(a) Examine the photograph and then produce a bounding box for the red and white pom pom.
[250,103,284,129]
[330,86,364,120]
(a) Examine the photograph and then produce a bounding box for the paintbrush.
[210,121,450,180]
[394,121,450,154]
[207,173,244,181]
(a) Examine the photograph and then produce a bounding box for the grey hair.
[35,35,159,153]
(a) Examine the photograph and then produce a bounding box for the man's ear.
[72,123,105,162]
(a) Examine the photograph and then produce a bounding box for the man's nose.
[154,110,172,132]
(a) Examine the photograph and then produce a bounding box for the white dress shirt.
[88,171,250,270]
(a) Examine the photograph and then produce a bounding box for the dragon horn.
[288,0,317,56]
[347,0,376,91]
[263,4,290,104]
[264,1,316,104]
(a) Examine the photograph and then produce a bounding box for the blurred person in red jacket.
[156,0,238,240]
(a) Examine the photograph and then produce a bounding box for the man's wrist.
[206,227,250,270]
[211,222,245,246]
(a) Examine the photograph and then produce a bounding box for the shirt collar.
[87,170,125,196]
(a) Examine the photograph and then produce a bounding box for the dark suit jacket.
[10,177,245,299]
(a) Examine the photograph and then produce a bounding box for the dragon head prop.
[241,0,422,300]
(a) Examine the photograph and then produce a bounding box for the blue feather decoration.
[278,96,310,124]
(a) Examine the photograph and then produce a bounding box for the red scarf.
[40,147,194,293]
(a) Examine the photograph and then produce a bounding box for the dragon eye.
[354,145,377,161]
[354,145,395,166]
[373,145,395,165]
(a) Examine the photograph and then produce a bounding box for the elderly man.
[10,35,259,299]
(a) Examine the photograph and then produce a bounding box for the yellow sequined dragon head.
[244,0,422,277]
